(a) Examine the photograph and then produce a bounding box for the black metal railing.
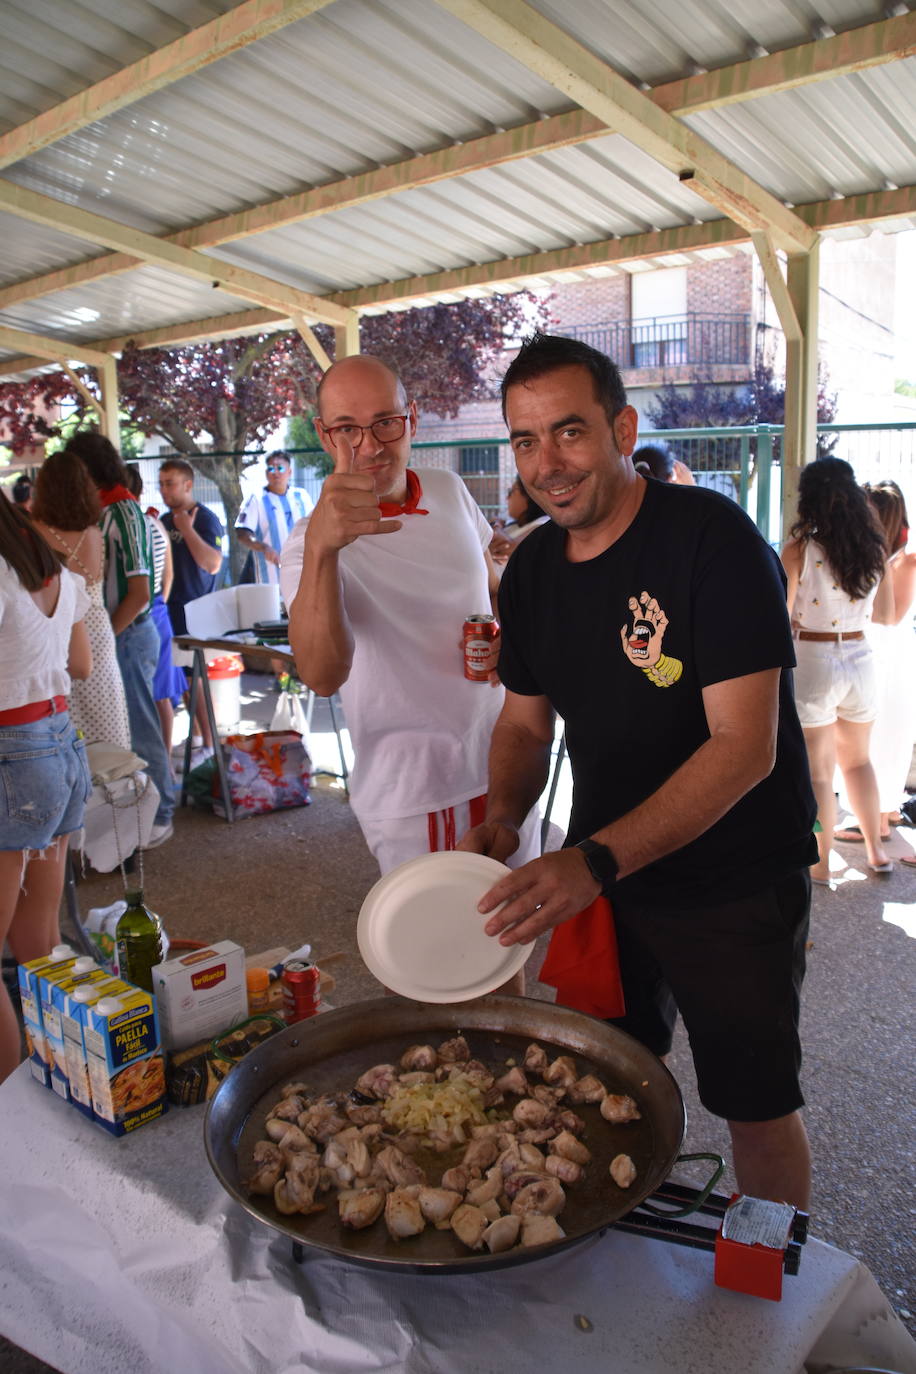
[567,313,751,368]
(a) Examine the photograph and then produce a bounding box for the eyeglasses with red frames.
[323,415,410,448]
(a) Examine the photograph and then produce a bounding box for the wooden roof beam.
[0,180,356,328]
[0,324,115,371]
[435,0,816,253]
[0,0,337,171]
[0,13,909,313]
[0,184,913,378]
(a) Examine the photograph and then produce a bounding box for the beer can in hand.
[463,614,499,682]
[281,960,321,1023]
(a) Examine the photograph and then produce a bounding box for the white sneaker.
[146,822,174,849]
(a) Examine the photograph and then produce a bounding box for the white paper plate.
[357,851,531,1002]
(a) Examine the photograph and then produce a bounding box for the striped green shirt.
[100,499,153,615]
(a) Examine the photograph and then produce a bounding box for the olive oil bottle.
[115,891,163,994]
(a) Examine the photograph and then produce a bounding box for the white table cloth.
[1,1063,914,1374]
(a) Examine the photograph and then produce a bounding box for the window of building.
[458,445,501,520]
[631,267,687,367]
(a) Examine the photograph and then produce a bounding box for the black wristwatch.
[575,838,619,893]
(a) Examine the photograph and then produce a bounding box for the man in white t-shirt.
[279,355,539,879]
[235,451,314,586]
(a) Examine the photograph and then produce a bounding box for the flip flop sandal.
[834,825,891,843]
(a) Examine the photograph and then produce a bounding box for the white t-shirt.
[280,468,502,822]
[0,559,90,711]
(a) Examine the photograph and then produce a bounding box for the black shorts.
[606,870,811,1123]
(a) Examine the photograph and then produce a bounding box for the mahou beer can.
[281,960,321,1023]
[463,614,499,682]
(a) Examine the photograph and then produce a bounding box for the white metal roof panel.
[0,265,252,344]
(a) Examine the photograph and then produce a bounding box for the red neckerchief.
[98,484,138,507]
[378,469,428,517]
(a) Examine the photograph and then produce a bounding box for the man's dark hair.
[11,476,32,506]
[64,430,127,489]
[501,332,628,425]
[160,457,195,482]
[123,463,143,498]
[266,449,290,466]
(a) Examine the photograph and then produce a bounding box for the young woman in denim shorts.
[781,458,893,884]
[0,495,93,1082]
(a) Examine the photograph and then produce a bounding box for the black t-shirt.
[498,479,817,908]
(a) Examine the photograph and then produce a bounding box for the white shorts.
[793,636,877,729]
[360,798,541,877]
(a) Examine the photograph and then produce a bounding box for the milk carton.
[62,977,127,1120]
[85,987,168,1136]
[17,945,77,1087]
[44,959,110,1102]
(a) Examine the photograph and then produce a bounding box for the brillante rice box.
[151,941,247,1052]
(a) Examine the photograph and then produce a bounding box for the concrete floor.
[2,675,915,1371]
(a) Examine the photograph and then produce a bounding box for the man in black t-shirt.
[459,333,817,1209]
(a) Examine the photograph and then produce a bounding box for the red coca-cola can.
[281,960,321,1023]
[463,614,499,682]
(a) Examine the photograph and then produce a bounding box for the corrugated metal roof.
[0,0,911,369]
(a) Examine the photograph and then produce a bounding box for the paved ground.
[2,676,914,1371]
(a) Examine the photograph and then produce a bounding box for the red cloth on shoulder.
[98,484,138,508]
[538,896,626,1019]
[378,469,428,517]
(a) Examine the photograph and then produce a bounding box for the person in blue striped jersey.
[235,451,314,588]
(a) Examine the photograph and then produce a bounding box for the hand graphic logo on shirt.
[620,591,683,688]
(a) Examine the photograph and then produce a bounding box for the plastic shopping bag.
[270,688,309,738]
[213,730,312,818]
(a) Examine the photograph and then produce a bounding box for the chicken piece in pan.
[567,1075,607,1104]
[521,1214,566,1247]
[495,1066,529,1096]
[523,1043,548,1075]
[450,1202,489,1250]
[417,1187,463,1227]
[338,1187,386,1230]
[354,1064,399,1099]
[510,1177,566,1218]
[600,1093,641,1124]
[483,1214,521,1254]
[245,1141,284,1196]
[399,1044,438,1072]
[544,1155,582,1186]
[609,1153,637,1189]
[542,1055,578,1092]
[436,1035,470,1063]
[385,1187,426,1240]
[550,1130,591,1165]
[274,1151,322,1215]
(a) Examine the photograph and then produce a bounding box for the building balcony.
[566,313,752,370]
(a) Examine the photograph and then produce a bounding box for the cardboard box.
[62,976,127,1120]
[18,948,78,1087]
[152,941,247,1052]
[85,987,167,1135]
[45,964,112,1102]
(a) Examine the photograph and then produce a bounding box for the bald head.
[314,353,416,503]
[316,355,407,418]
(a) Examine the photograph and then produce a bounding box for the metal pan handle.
[636,1153,725,1218]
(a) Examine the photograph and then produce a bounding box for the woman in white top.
[31,451,131,751]
[781,458,893,883]
[852,482,916,854]
[0,494,92,1082]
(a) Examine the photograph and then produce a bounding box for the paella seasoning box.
[85,987,168,1135]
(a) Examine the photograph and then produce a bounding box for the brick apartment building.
[416,234,897,522]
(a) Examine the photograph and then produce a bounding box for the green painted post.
[756,428,773,539]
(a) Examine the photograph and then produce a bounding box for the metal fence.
[138,421,916,551]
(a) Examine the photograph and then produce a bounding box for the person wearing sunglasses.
[236,450,314,587]
[280,354,540,908]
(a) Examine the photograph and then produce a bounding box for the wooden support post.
[334,314,360,360]
[781,243,820,543]
[292,316,333,372]
[61,365,103,419]
[98,356,120,447]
